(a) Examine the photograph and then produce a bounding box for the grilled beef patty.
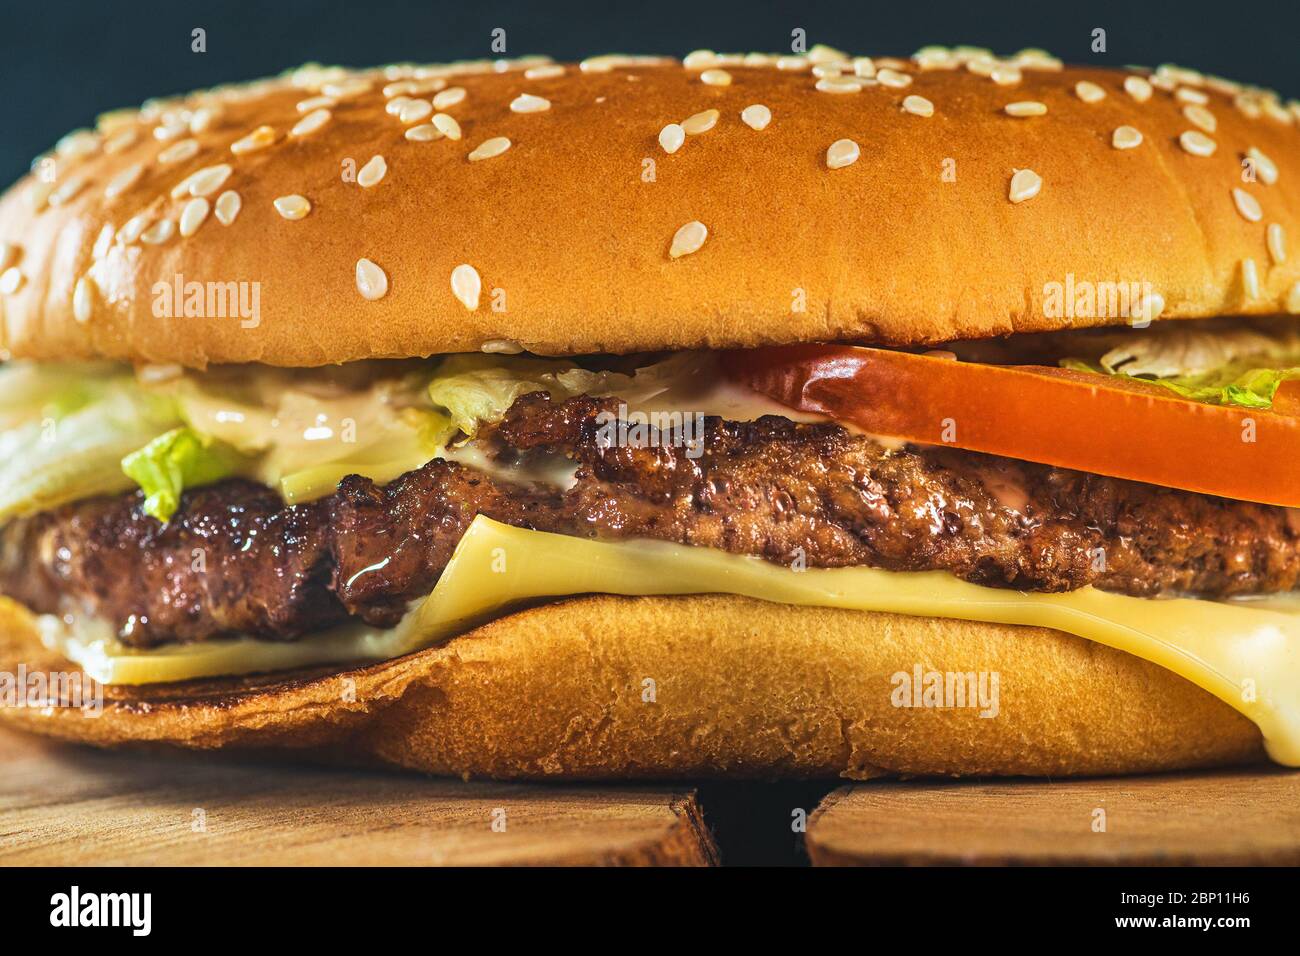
[3,391,1297,647]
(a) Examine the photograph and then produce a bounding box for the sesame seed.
[385,97,412,117]
[451,263,482,309]
[524,64,565,80]
[1264,100,1294,124]
[154,120,188,142]
[659,123,685,153]
[1075,81,1106,103]
[1205,75,1242,95]
[92,224,114,259]
[480,339,523,354]
[913,46,954,70]
[322,78,372,100]
[119,212,152,243]
[230,126,276,155]
[157,139,200,164]
[1182,104,1216,133]
[273,194,311,220]
[48,176,87,207]
[1008,168,1042,204]
[1232,187,1263,222]
[355,258,389,300]
[399,100,434,124]
[291,108,331,137]
[1134,291,1166,325]
[1268,223,1286,264]
[989,65,1021,86]
[812,63,843,79]
[825,138,860,170]
[1004,101,1047,117]
[409,78,448,95]
[139,219,174,244]
[740,104,771,130]
[174,163,232,199]
[55,129,101,163]
[669,221,708,259]
[25,181,53,213]
[810,44,850,64]
[103,129,139,154]
[1013,48,1063,71]
[682,50,718,70]
[1159,65,1205,87]
[1178,130,1216,156]
[432,113,462,140]
[1241,258,1260,300]
[700,68,732,87]
[1124,76,1153,102]
[510,93,551,113]
[902,95,934,117]
[1235,94,1263,119]
[1288,282,1300,314]
[468,137,511,162]
[96,110,136,135]
[1112,125,1143,149]
[178,197,210,237]
[1175,87,1209,105]
[104,162,144,200]
[681,109,720,134]
[214,190,241,225]
[876,69,912,89]
[296,95,336,113]
[1247,147,1279,185]
[432,87,467,110]
[189,107,220,134]
[0,241,15,271]
[815,76,863,93]
[73,276,94,323]
[853,57,876,78]
[775,56,809,71]
[405,124,443,142]
[0,267,23,295]
[357,155,388,187]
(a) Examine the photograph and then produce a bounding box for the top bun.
[1,48,1298,368]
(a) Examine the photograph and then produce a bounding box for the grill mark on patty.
[2,391,1297,647]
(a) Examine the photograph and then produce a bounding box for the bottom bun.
[0,593,1264,779]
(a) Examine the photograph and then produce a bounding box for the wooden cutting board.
[806,767,1300,866]
[0,729,717,866]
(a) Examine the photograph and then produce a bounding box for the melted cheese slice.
[40,516,1300,766]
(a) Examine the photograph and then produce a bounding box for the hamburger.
[0,45,1298,780]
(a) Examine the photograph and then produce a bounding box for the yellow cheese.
[40,516,1300,765]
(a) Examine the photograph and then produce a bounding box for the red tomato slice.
[722,344,1300,508]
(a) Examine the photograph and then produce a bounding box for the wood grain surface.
[806,768,1300,866]
[0,730,718,866]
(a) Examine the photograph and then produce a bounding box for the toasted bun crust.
[1,55,1298,367]
[0,593,1262,778]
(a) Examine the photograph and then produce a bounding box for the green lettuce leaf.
[1060,326,1300,409]
[1061,357,1300,409]
[121,428,248,523]
[0,379,182,522]
[427,355,628,437]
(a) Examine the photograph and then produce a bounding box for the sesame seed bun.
[0,593,1262,778]
[1,55,1298,367]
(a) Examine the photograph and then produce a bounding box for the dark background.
[2,0,1297,185]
